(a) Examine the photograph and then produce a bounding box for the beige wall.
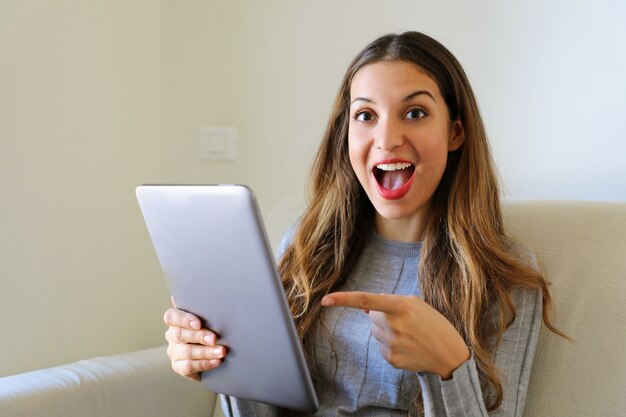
[160,1,626,251]
[0,1,167,376]
[160,0,626,215]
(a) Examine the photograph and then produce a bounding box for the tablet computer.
[136,184,318,413]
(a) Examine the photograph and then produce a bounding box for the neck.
[373,209,430,243]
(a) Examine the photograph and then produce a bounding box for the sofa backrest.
[504,201,626,417]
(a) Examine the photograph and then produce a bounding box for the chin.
[371,200,418,221]
[369,188,433,221]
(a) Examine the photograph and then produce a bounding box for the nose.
[374,117,404,151]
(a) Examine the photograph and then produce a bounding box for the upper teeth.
[376,162,412,171]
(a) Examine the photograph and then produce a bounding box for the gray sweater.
[221,229,542,416]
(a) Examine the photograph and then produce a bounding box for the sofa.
[1,200,624,417]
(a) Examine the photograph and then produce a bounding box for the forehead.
[350,60,442,100]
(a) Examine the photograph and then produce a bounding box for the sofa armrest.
[0,346,216,417]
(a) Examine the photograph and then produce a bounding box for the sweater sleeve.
[219,394,279,417]
[418,283,543,416]
[219,394,234,417]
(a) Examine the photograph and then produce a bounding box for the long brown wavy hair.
[278,31,562,414]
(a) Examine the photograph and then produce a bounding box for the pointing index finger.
[322,291,399,314]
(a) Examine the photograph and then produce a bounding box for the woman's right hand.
[163,307,227,381]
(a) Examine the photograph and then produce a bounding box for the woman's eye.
[355,111,374,122]
[406,108,427,119]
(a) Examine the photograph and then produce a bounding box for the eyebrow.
[350,90,436,106]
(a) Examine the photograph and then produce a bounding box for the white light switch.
[199,127,237,160]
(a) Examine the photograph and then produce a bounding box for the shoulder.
[502,236,540,273]
[501,238,543,302]
[482,239,544,332]
[276,221,300,260]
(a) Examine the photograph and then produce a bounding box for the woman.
[163,32,562,416]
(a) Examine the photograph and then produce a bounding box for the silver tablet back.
[136,184,318,413]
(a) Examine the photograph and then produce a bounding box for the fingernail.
[213,347,223,357]
[321,296,334,306]
[204,335,215,345]
[190,319,200,329]
[210,359,220,366]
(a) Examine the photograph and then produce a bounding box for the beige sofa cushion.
[0,346,215,417]
[504,201,626,417]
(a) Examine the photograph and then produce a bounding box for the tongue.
[380,169,412,190]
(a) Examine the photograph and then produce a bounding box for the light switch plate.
[199,127,237,160]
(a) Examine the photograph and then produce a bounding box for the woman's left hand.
[322,291,470,379]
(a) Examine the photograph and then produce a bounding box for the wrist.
[437,344,470,380]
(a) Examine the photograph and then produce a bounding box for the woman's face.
[348,60,464,239]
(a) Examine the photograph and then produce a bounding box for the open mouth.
[373,162,415,190]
